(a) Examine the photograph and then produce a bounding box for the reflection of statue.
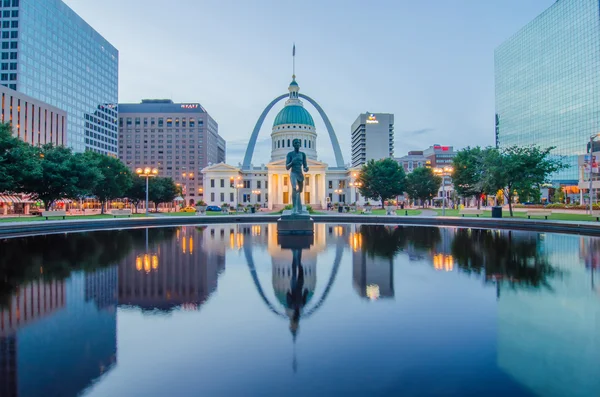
[287,248,309,338]
[285,139,309,214]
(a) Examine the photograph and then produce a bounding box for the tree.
[148,177,179,211]
[126,176,147,213]
[23,145,102,210]
[405,167,442,207]
[484,145,567,216]
[452,146,495,209]
[0,123,41,193]
[357,158,406,207]
[84,151,133,214]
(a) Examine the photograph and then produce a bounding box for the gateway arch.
[242,93,345,169]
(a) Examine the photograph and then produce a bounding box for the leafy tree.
[553,187,565,204]
[148,177,179,211]
[452,146,496,209]
[84,151,133,214]
[127,176,147,213]
[23,145,103,210]
[483,145,567,216]
[0,123,41,193]
[405,167,441,207]
[357,158,406,207]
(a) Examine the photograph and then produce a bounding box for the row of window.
[0,20,17,29]
[0,0,19,7]
[121,117,204,128]
[209,178,268,189]
[274,138,313,149]
[209,192,268,204]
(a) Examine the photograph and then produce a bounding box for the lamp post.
[433,166,454,216]
[252,189,261,204]
[230,176,242,208]
[349,173,362,205]
[588,134,600,214]
[136,167,158,215]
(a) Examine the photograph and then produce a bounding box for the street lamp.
[433,166,454,216]
[230,176,243,208]
[349,180,362,204]
[588,134,600,214]
[136,167,158,215]
[252,189,261,204]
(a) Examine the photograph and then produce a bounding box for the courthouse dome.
[272,78,315,127]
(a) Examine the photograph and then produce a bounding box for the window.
[305,176,310,187]
[220,193,224,202]
[328,181,333,189]
[230,193,234,202]
[283,177,288,186]
[265,180,268,189]
[257,181,261,189]
[287,139,290,147]
[304,139,307,148]
[277,141,280,148]
[220,179,224,188]
[211,192,215,201]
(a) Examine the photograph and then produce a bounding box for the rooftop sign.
[181,104,199,109]
[366,114,379,124]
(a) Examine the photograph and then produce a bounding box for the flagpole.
[293,43,296,77]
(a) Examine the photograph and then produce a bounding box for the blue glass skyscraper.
[495,0,600,184]
[0,0,118,155]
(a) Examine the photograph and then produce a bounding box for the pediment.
[201,162,241,173]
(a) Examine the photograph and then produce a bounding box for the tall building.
[495,0,600,184]
[0,0,119,155]
[118,100,225,206]
[0,84,67,146]
[350,113,394,168]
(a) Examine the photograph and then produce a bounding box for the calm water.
[1,224,599,397]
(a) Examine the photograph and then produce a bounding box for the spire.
[292,43,296,79]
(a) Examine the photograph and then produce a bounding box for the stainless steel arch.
[241,93,345,169]
[243,241,344,319]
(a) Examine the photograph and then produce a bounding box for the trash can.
[492,206,502,218]
[250,207,256,214]
[338,206,343,213]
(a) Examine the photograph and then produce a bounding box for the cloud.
[400,128,435,136]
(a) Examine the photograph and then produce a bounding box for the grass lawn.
[0,214,148,223]
[369,209,422,216]
[433,209,600,222]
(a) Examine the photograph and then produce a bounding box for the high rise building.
[350,113,394,168]
[0,0,119,155]
[495,0,600,184]
[118,100,225,205]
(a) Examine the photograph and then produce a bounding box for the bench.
[526,210,552,220]
[362,206,373,214]
[459,209,484,217]
[41,210,66,220]
[385,206,397,215]
[592,210,600,221]
[111,209,132,218]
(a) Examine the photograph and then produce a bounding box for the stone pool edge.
[1,214,599,238]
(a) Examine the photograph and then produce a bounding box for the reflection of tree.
[451,229,559,290]
[359,225,441,258]
[0,228,175,306]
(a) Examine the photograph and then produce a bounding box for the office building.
[350,113,394,168]
[118,100,225,206]
[423,144,455,168]
[495,0,600,184]
[0,84,67,146]
[395,150,428,174]
[0,0,118,155]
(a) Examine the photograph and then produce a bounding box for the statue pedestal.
[277,207,314,235]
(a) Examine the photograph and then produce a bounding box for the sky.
[63,0,555,166]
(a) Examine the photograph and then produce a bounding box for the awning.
[0,195,35,204]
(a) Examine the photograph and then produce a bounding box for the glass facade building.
[0,0,118,155]
[495,0,600,183]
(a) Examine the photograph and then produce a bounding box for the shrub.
[196,200,207,206]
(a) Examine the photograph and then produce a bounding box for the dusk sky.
[63,0,554,166]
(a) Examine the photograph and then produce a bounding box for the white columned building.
[202,76,367,209]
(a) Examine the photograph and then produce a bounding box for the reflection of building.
[0,268,118,397]
[118,226,225,311]
[3,0,119,155]
[495,0,600,184]
[118,100,226,206]
[352,249,394,300]
[496,237,600,396]
[351,112,394,168]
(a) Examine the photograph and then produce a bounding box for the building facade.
[202,77,366,209]
[396,150,428,174]
[0,0,118,155]
[0,84,66,146]
[495,0,600,184]
[350,113,394,168]
[118,100,225,206]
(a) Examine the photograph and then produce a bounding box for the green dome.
[273,105,315,127]
[289,79,298,86]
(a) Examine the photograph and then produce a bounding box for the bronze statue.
[285,138,309,214]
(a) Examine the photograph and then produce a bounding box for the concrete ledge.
[0,214,599,239]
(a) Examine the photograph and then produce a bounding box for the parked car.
[206,205,221,212]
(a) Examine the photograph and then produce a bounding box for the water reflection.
[0,224,599,396]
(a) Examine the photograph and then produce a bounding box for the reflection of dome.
[272,255,317,314]
[273,103,315,127]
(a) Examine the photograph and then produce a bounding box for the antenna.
[292,43,296,78]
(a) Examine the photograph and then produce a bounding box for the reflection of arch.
[242,93,345,169]
[243,241,344,319]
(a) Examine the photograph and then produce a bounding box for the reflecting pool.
[1,224,599,397]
